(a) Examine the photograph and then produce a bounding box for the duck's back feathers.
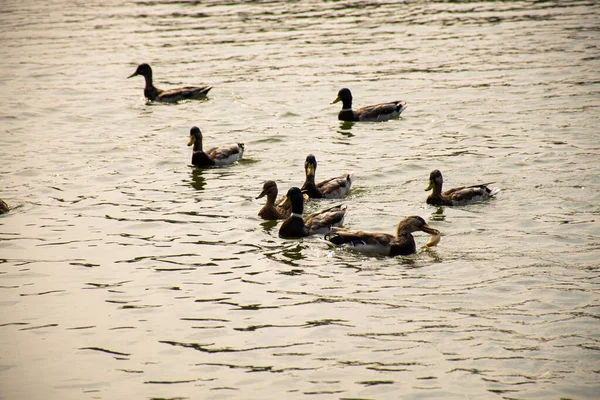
[354,101,407,122]
[305,204,347,235]
[439,184,499,206]
[205,143,245,166]
[317,173,354,199]
[157,86,212,103]
[327,229,395,256]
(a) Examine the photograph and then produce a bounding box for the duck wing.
[326,228,394,255]
[158,86,212,102]
[305,204,347,234]
[355,101,407,122]
[317,173,354,199]
[205,143,245,166]
[443,183,496,205]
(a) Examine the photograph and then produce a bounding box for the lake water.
[1,1,599,399]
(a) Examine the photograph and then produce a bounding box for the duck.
[128,63,212,103]
[0,198,9,214]
[300,154,353,199]
[279,187,347,239]
[326,216,440,257]
[425,169,500,206]
[188,127,244,167]
[331,88,407,122]
[256,180,308,220]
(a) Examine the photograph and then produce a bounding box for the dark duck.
[188,127,244,168]
[300,154,353,199]
[128,63,212,103]
[425,169,500,206]
[279,187,347,239]
[331,88,407,122]
[326,216,440,257]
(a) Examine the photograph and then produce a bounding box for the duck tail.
[325,231,345,245]
[488,187,501,197]
[346,172,355,185]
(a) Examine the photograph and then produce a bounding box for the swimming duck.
[279,187,347,239]
[128,63,212,103]
[331,88,407,122]
[425,169,500,206]
[301,154,353,199]
[326,216,440,257]
[188,127,244,167]
[0,198,9,214]
[256,180,307,220]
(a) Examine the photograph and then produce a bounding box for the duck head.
[425,169,444,192]
[256,180,278,201]
[280,187,305,215]
[128,63,152,79]
[331,88,353,108]
[188,126,203,151]
[304,154,318,179]
[397,216,439,236]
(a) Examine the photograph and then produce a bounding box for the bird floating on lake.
[326,216,440,257]
[256,180,307,220]
[425,169,500,206]
[300,154,353,199]
[188,127,244,168]
[128,63,212,103]
[279,187,346,239]
[331,88,407,122]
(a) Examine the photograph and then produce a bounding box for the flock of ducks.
[125,63,501,257]
[0,64,501,257]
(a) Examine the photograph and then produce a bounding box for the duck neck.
[266,193,277,206]
[193,137,203,152]
[341,97,352,111]
[290,197,304,216]
[142,72,153,90]
[431,183,443,196]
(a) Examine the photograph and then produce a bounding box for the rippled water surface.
[1,1,599,399]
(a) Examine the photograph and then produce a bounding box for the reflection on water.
[188,168,206,191]
[0,0,599,399]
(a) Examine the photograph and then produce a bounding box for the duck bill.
[330,95,341,105]
[305,163,316,177]
[280,196,291,208]
[127,72,138,79]
[187,135,195,147]
[425,181,433,191]
[421,224,439,236]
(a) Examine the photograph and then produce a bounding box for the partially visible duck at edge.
[331,88,407,122]
[0,198,9,214]
[425,169,500,206]
[301,154,353,199]
[326,216,440,257]
[188,126,244,168]
[128,63,212,103]
[256,180,307,220]
[279,187,346,239]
